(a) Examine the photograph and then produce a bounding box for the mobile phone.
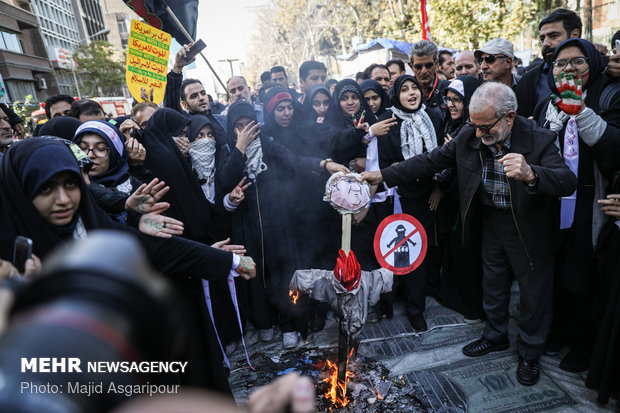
[13,236,32,274]
[615,39,620,54]
[185,40,206,62]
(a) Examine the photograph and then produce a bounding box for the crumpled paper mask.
[324,172,371,214]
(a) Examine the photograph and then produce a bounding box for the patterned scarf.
[189,138,217,184]
[389,105,437,160]
[244,138,268,180]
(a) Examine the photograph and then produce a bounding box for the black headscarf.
[324,78,376,128]
[142,108,215,243]
[442,75,481,135]
[301,84,330,122]
[73,120,130,188]
[0,138,111,260]
[547,38,605,94]
[37,116,82,139]
[225,100,257,147]
[360,79,390,117]
[391,75,425,114]
[188,115,212,143]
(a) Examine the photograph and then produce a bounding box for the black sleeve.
[529,134,579,197]
[382,139,458,188]
[87,183,128,214]
[137,233,233,280]
[328,126,367,164]
[264,136,322,172]
[217,146,246,194]
[591,91,620,179]
[163,71,184,114]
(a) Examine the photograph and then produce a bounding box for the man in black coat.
[163,43,226,138]
[515,8,582,118]
[361,82,578,386]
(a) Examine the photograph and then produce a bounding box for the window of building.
[0,31,24,53]
[6,80,36,102]
[117,17,128,35]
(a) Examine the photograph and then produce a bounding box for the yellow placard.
[125,20,171,105]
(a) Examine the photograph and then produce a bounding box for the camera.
[0,231,187,413]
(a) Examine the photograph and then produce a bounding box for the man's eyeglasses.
[477,55,507,65]
[442,96,462,105]
[552,57,589,70]
[412,61,436,70]
[466,113,506,133]
[78,143,110,158]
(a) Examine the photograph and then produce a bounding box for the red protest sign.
[374,213,427,275]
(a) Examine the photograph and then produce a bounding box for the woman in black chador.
[220,101,347,348]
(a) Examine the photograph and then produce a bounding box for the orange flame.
[288,289,299,304]
[322,348,354,407]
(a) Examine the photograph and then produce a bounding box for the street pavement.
[227,283,617,412]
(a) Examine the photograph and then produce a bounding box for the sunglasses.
[477,55,507,65]
[466,113,506,133]
[412,61,436,70]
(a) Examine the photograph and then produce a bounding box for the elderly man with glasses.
[475,38,521,89]
[360,82,577,386]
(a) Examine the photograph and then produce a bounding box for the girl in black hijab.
[361,79,390,118]
[324,78,377,164]
[301,84,330,124]
[0,137,255,393]
[37,116,82,139]
[376,74,442,332]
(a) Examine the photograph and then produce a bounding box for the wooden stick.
[341,213,352,254]
[163,5,228,92]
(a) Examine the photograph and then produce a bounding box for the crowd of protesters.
[0,6,619,412]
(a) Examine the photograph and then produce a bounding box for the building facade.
[0,1,53,102]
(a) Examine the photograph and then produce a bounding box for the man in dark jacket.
[163,42,226,138]
[515,8,582,118]
[360,82,578,386]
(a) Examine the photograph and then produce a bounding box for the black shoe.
[407,314,428,332]
[517,356,540,386]
[308,313,326,332]
[462,337,509,357]
[559,351,590,373]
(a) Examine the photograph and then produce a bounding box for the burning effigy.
[289,173,394,406]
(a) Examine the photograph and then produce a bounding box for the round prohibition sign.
[374,213,427,275]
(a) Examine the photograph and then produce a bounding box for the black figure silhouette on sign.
[386,224,417,267]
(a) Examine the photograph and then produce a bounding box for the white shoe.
[259,328,274,342]
[282,331,299,349]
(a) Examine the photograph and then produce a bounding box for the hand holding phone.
[184,40,206,63]
[13,236,32,274]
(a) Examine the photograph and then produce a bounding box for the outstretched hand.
[325,161,350,175]
[358,171,384,186]
[138,204,184,238]
[551,72,584,115]
[212,238,246,256]
[125,178,170,214]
